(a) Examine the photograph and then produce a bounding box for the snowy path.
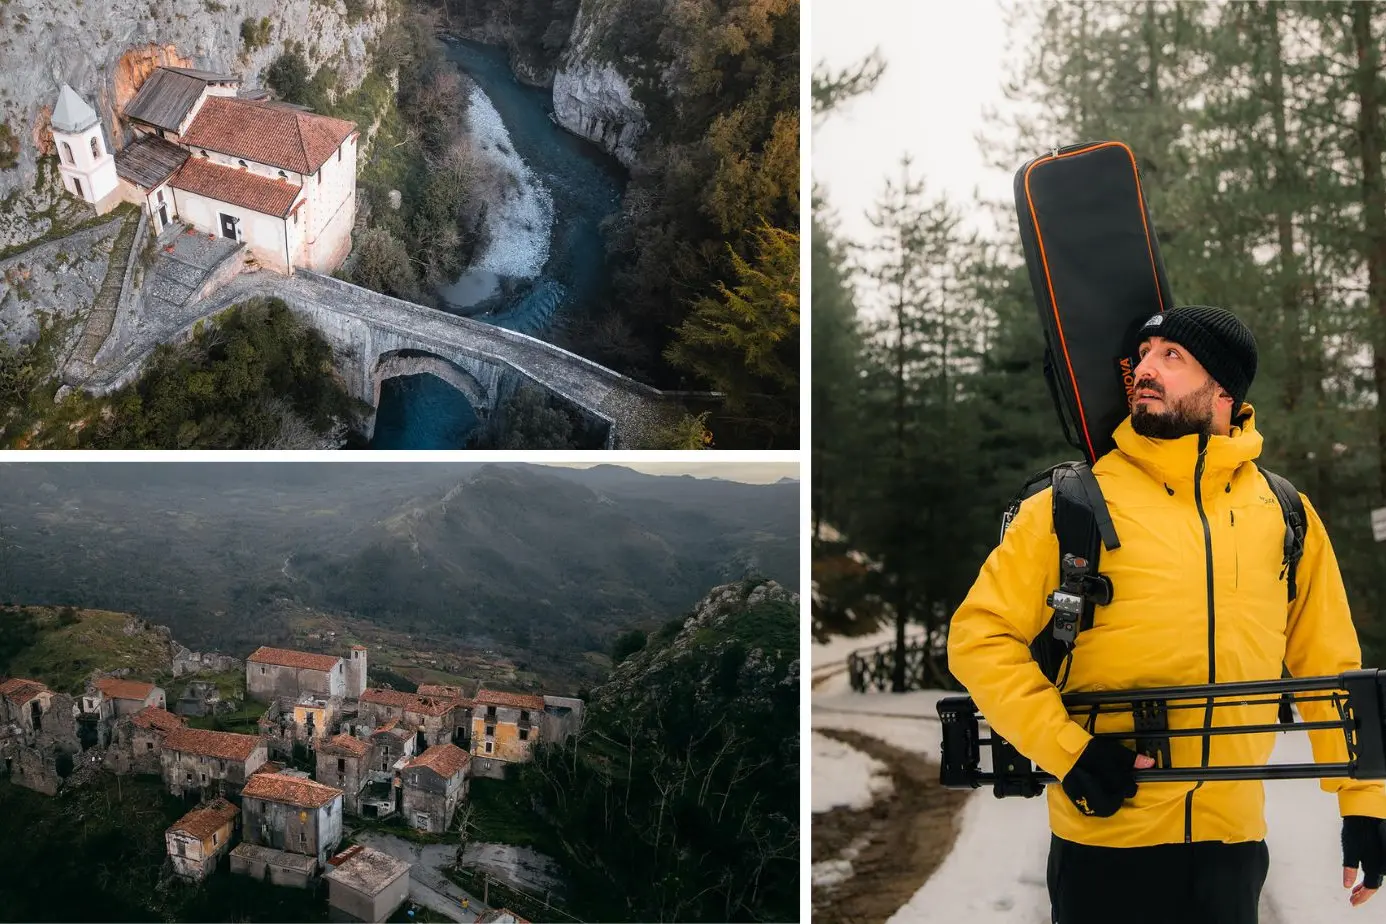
[813,630,1370,923]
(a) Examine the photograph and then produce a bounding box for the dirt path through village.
[813,728,971,924]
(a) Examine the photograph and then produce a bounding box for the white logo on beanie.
[1143,313,1164,327]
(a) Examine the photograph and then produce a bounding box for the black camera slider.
[937,669,1386,798]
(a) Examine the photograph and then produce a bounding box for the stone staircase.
[64,209,142,383]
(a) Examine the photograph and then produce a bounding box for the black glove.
[1061,738,1140,818]
[1342,815,1386,890]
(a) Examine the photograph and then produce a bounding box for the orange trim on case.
[1023,141,1164,462]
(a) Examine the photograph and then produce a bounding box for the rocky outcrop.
[0,0,391,243]
[552,0,647,168]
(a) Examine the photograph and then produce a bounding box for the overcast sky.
[547,462,798,483]
[813,0,1024,246]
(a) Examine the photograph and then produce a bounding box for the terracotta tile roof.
[0,678,47,706]
[255,761,285,775]
[181,96,355,174]
[164,727,263,762]
[96,677,159,701]
[246,646,341,673]
[241,772,343,808]
[322,733,371,757]
[132,706,186,733]
[406,743,469,780]
[169,797,239,840]
[474,689,545,711]
[171,157,302,219]
[360,688,455,717]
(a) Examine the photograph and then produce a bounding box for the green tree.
[266,50,311,105]
[664,222,798,446]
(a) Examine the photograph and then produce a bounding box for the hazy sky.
[546,462,798,483]
[813,0,1023,246]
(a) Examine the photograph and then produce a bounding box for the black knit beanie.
[1135,305,1258,410]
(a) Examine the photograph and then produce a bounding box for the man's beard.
[1131,379,1216,439]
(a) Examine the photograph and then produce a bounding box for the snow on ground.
[813,638,1379,923]
[812,731,893,812]
[465,85,553,280]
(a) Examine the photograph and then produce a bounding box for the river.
[370,38,627,449]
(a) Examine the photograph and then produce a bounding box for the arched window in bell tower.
[60,142,73,165]
[90,136,101,159]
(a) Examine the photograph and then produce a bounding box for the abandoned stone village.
[0,640,581,923]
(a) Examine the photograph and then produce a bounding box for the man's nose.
[1133,351,1159,382]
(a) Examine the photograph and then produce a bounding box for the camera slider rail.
[937,669,1386,798]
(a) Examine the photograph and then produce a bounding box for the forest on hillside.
[812,2,1386,682]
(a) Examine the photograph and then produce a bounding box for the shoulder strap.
[1030,461,1118,687]
[1256,464,1306,602]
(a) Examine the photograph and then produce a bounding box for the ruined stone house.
[239,772,344,869]
[107,705,187,775]
[0,678,80,795]
[161,726,267,798]
[400,743,469,834]
[166,796,239,881]
[246,646,367,703]
[171,644,242,678]
[315,733,374,815]
[175,680,223,717]
[357,688,463,752]
[368,720,416,777]
[470,690,544,778]
[540,695,585,746]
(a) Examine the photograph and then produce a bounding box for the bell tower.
[50,84,119,213]
[346,645,368,699]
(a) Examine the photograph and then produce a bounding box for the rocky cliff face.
[0,0,390,239]
[551,0,648,168]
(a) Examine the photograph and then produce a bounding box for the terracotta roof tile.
[0,678,48,706]
[132,706,186,733]
[241,772,342,808]
[181,97,355,174]
[406,743,469,780]
[246,646,340,673]
[169,797,239,840]
[322,733,371,757]
[360,688,455,717]
[96,677,159,701]
[171,157,302,219]
[255,761,285,775]
[474,689,545,711]
[164,727,263,762]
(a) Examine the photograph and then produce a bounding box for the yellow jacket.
[947,406,1386,846]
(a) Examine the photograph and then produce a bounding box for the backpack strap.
[1025,462,1118,688]
[1256,465,1306,602]
[1255,464,1307,728]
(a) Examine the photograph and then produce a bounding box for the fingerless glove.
[1061,738,1140,817]
[1343,815,1386,888]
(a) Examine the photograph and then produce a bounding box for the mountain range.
[0,463,798,683]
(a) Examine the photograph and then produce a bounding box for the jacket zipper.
[1186,434,1216,843]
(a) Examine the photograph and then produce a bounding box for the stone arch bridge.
[88,270,707,447]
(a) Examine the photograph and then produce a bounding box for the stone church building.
[49,65,358,275]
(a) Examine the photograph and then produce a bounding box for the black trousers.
[1047,834,1270,924]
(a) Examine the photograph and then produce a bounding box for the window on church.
[200,150,209,158]
[60,142,72,165]
[237,160,247,169]
[90,136,100,159]
[279,170,287,180]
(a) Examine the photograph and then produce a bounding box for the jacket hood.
[1109,403,1263,491]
